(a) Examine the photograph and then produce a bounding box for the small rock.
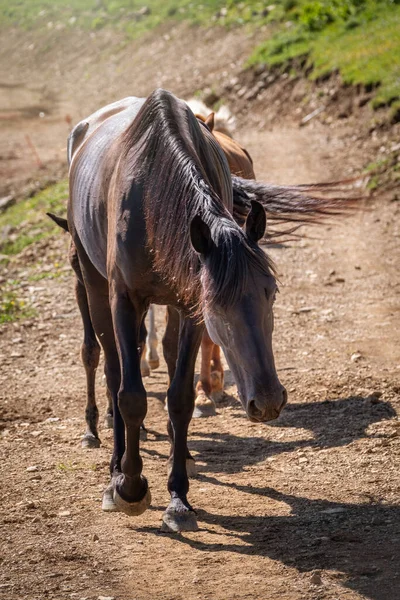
[98,597,115,600]
[93,533,99,542]
[310,571,322,585]
[351,352,363,363]
[31,515,40,523]
[58,510,71,517]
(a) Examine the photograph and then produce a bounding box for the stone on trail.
[310,571,322,585]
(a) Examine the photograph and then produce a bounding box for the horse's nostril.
[248,399,263,419]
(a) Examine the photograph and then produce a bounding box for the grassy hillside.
[1,1,399,115]
[248,0,400,118]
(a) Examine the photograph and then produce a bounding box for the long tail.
[232,175,366,242]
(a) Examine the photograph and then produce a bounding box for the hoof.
[167,458,197,478]
[113,478,151,517]
[193,394,216,418]
[161,509,198,533]
[148,357,160,371]
[104,414,114,429]
[81,433,101,449]
[102,485,117,512]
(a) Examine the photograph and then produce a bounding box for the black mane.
[118,89,275,311]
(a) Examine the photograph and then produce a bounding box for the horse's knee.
[81,340,100,370]
[118,390,147,425]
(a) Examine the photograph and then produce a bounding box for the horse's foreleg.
[110,284,150,517]
[163,305,196,476]
[193,330,217,418]
[162,315,203,533]
[74,276,101,449]
[104,378,114,429]
[146,304,160,370]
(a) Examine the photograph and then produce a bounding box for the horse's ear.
[245,200,266,243]
[190,214,213,256]
[47,212,69,232]
[205,112,215,132]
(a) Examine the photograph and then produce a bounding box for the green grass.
[248,0,400,112]
[0,181,68,324]
[0,0,277,35]
[2,1,399,112]
[0,180,68,256]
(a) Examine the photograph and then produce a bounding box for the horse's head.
[190,201,287,422]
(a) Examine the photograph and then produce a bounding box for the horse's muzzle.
[247,387,287,422]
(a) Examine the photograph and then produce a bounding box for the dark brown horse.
[49,95,358,449]
[64,89,286,531]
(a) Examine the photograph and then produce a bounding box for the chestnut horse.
[65,89,285,531]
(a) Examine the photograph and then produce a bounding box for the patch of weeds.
[28,269,66,282]
[0,180,68,256]
[0,290,36,324]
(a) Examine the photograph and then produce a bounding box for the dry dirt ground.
[1,23,400,600]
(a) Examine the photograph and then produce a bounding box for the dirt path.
[1,26,400,600]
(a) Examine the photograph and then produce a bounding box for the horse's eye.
[265,289,276,304]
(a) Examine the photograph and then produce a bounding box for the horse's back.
[68,97,146,278]
[68,97,146,165]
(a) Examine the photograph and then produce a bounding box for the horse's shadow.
[140,391,398,598]
[185,393,395,474]
[151,488,399,600]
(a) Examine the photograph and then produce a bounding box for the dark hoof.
[113,476,151,516]
[81,433,101,449]
[161,509,198,533]
[148,357,160,370]
[193,394,216,418]
[104,414,114,429]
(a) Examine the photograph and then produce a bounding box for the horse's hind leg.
[72,265,101,449]
[162,314,203,532]
[146,304,160,370]
[109,283,151,517]
[210,342,224,401]
[104,383,114,429]
[194,331,217,417]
